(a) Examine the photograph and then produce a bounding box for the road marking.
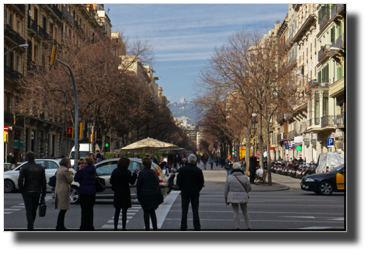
[101,205,141,229]
[151,191,180,229]
[280,216,316,219]
[4,212,12,215]
[4,208,21,211]
[327,217,344,221]
[298,226,344,230]
[10,206,26,208]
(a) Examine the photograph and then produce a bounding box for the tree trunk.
[265,104,272,186]
[258,106,264,171]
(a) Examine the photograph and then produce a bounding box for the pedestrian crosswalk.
[4,196,53,215]
[100,204,142,229]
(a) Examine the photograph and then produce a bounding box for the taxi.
[300,163,345,195]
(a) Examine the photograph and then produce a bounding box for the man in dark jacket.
[249,154,258,184]
[177,154,204,231]
[18,152,46,230]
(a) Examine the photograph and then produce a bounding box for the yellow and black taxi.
[300,164,345,195]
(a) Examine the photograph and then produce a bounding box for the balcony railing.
[318,44,330,61]
[331,4,345,19]
[46,4,63,20]
[319,11,330,30]
[15,4,26,15]
[277,134,282,143]
[4,65,22,81]
[4,24,26,45]
[321,116,336,127]
[28,19,38,34]
[314,117,320,126]
[62,6,75,25]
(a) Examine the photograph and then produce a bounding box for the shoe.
[236,228,239,231]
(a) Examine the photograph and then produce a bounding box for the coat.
[177,163,204,198]
[74,165,96,195]
[249,156,257,173]
[110,167,137,209]
[55,166,74,210]
[18,161,46,197]
[136,168,160,210]
[224,169,251,204]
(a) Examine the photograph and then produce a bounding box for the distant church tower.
[180,95,186,103]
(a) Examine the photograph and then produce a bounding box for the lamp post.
[252,113,257,156]
[87,118,93,154]
[4,44,28,55]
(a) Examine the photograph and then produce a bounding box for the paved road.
[4,163,345,231]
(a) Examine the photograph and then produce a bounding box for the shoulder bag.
[233,175,250,199]
[48,173,57,187]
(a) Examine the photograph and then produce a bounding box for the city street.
[4,163,345,231]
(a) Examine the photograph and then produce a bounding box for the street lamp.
[252,113,257,156]
[4,44,28,55]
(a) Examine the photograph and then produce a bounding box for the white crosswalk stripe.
[101,204,141,229]
[5,196,52,215]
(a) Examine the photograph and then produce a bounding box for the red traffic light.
[67,128,72,133]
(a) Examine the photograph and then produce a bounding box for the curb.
[250,183,290,192]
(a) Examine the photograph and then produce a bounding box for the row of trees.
[16,31,196,153]
[194,28,306,184]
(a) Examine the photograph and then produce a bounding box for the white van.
[316,152,344,174]
[70,143,100,166]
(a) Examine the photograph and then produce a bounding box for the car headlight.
[305,178,315,182]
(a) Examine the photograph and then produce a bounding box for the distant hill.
[170,100,199,125]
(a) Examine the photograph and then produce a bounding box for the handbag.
[48,174,56,187]
[39,197,47,217]
[233,175,250,199]
[95,174,106,192]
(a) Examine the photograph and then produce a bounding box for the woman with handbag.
[110,157,139,230]
[55,158,74,230]
[224,162,252,230]
[74,156,96,230]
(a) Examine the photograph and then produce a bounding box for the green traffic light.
[105,143,109,147]
[296,145,302,151]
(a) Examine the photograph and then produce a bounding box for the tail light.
[326,166,329,173]
[156,170,163,182]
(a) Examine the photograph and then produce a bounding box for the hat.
[232,162,241,170]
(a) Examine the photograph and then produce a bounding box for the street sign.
[4,126,9,132]
[327,138,335,147]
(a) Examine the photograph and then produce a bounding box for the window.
[331,27,335,43]
[46,161,59,169]
[323,93,329,116]
[96,161,118,176]
[129,161,141,174]
[314,93,320,124]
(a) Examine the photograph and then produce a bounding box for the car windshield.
[70,151,90,159]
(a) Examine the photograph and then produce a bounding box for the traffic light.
[95,131,97,142]
[252,138,255,146]
[50,46,57,66]
[105,142,109,152]
[66,127,74,139]
[90,131,94,143]
[79,122,83,139]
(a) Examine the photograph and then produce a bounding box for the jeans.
[210,163,213,169]
[79,194,96,230]
[143,209,157,230]
[181,196,201,230]
[203,162,207,170]
[22,192,41,230]
[226,169,231,177]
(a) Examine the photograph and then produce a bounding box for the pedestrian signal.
[252,138,255,146]
[66,127,74,139]
[50,46,57,66]
[90,132,94,143]
[79,122,83,139]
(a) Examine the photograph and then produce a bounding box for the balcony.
[46,4,63,21]
[321,115,336,128]
[28,19,38,35]
[15,4,26,15]
[74,21,86,38]
[319,11,330,31]
[314,117,320,126]
[4,24,26,45]
[318,44,330,62]
[330,33,345,58]
[27,59,37,71]
[4,65,22,82]
[4,111,24,128]
[331,4,345,21]
[62,6,75,25]
[329,76,344,98]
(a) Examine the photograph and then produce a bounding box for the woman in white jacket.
[224,162,252,230]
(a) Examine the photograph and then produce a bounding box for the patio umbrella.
[120,137,179,150]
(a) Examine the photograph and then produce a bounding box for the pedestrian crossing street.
[4,196,53,215]
[100,205,142,229]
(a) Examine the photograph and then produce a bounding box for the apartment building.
[4,4,112,161]
[273,4,345,163]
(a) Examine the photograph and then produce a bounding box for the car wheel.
[70,186,80,204]
[4,180,15,193]
[318,181,333,195]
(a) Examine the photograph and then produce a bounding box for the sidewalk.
[196,162,299,192]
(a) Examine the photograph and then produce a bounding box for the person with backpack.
[225,154,233,177]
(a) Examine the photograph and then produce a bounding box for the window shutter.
[331,27,335,43]
[326,64,329,83]
[318,71,321,82]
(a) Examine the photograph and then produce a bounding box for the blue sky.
[106,4,289,103]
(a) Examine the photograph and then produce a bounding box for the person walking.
[201,154,208,170]
[110,157,139,230]
[137,157,160,231]
[225,154,233,177]
[249,154,258,184]
[55,158,74,231]
[18,152,46,231]
[208,155,214,170]
[177,154,204,231]
[224,162,252,230]
[74,156,97,231]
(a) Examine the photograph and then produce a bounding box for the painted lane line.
[4,209,21,211]
[10,206,26,208]
[150,191,180,229]
[280,216,316,219]
[4,212,12,215]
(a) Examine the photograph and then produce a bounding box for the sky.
[106,3,289,103]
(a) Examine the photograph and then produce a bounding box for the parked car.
[4,159,66,193]
[300,164,345,195]
[52,158,168,204]
[316,152,344,174]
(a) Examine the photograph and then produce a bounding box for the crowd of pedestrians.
[18,150,255,231]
